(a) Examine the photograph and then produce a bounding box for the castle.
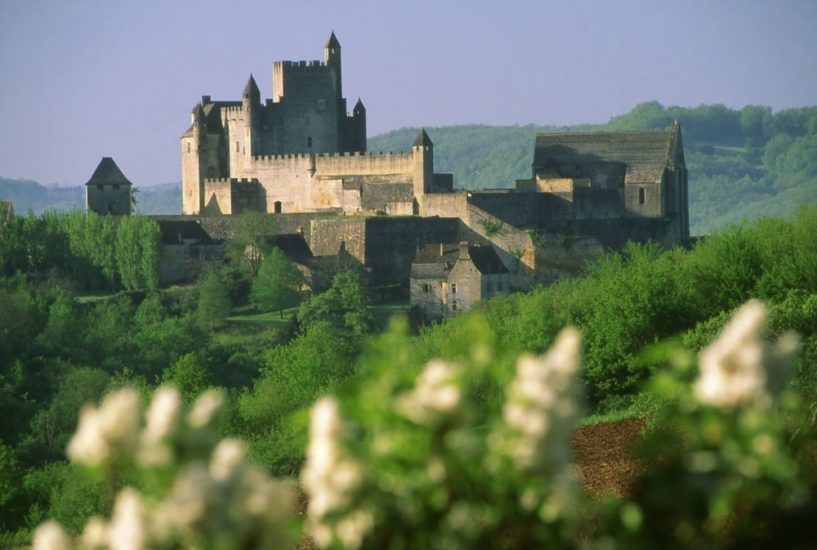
[181,33,452,217]
[160,32,692,314]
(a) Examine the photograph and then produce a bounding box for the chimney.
[458,241,470,259]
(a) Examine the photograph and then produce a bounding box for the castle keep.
[181,33,451,216]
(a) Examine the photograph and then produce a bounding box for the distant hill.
[3,102,815,234]
[0,179,182,215]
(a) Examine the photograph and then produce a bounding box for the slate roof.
[533,125,682,184]
[157,220,216,245]
[266,234,313,264]
[84,157,133,187]
[411,243,508,279]
[325,31,341,49]
[244,74,259,97]
[413,128,433,148]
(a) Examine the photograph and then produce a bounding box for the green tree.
[297,270,373,337]
[197,269,232,329]
[227,211,278,277]
[115,216,162,290]
[162,353,211,401]
[251,248,303,317]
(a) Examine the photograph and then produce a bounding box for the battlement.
[250,150,415,163]
[278,60,327,68]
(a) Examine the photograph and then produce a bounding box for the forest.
[2,201,817,546]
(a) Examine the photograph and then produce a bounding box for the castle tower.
[181,103,206,214]
[85,157,133,216]
[412,128,434,200]
[350,98,367,152]
[242,74,261,157]
[324,31,342,98]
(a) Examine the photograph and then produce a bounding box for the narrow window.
[307,136,313,147]
[274,201,282,214]
[638,187,646,205]
[451,283,457,294]
[452,299,459,311]
[236,141,239,153]
[422,283,429,293]
[187,143,191,153]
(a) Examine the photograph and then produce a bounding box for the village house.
[410,242,510,320]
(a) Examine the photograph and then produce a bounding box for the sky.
[1,0,815,187]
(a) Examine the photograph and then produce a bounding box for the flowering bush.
[33,387,294,550]
[34,300,817,548]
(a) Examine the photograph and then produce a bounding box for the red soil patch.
[572,417,645,498]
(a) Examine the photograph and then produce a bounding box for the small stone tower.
[85,157,133,216]
[412,128,434,198]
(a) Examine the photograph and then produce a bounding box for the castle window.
[639,187,646,205]
[451,283,457,294]
[274,201,282,214]
[307,137,313,147]
[452,299,459,312]
[422,283,430,293]
[187,143,191,153]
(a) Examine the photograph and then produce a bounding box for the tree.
[227,211,278,278]
[197,269,232,330]
[297,270,373,337]
[115,216,162,290]
[251,248,303,318]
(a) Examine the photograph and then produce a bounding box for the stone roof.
[325,31,341,49]
[353,98,365,113]
[533,125,682,184]
[267,233,313,264]
[413,128,433,148]
[157,220,216,245]
[411,243,508,279]
[84,157,133,187]
[244,74,259,97]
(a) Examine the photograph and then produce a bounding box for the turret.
[412,128,434,200]
[182,103,207,214]
[353,98,367,151]
[323,31,342,97]
[242,74,261,157]
[243,74,260,105]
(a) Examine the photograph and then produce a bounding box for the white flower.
[210,438,245,481]
[694,300,800,409]
[80,516,108,549]
[67,388,140,467]
[397,360,462,424]
[107,488,146,550]
[32,520,70,550]
[138,386,181,466]
[187,390,224,429]
[502,327,581,472]
[302,397,369,548]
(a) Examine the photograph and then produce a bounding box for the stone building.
[85,157,132,216]
[181,33,452,216]
[410,242,510,320]
[157,220,223,284]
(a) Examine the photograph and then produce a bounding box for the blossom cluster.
[302,397,372,549]
[34,387,293,550]
[501,327,582,473]
[694,300,800,409]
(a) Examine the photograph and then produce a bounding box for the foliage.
[226,211,278,278]
[251,247,303,317]
[196,269,232,329]
[479,218,502,235]
[297,271,373,338]
[114,216,162,290]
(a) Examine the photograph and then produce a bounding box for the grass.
[227,307,299,327]
[75,290,117,304]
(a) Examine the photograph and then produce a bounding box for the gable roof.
[267,233,313,264]
[157,220,216,245]
[413,128,433,148]
[85,157,133,187]
[533,125,683,184]
[411,243,509,279]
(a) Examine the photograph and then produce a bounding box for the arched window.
[274,201,282,214]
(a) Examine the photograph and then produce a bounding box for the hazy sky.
[1,0,815,187]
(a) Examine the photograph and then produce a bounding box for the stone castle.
[181,32,452,217]
[85,32,691,316]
